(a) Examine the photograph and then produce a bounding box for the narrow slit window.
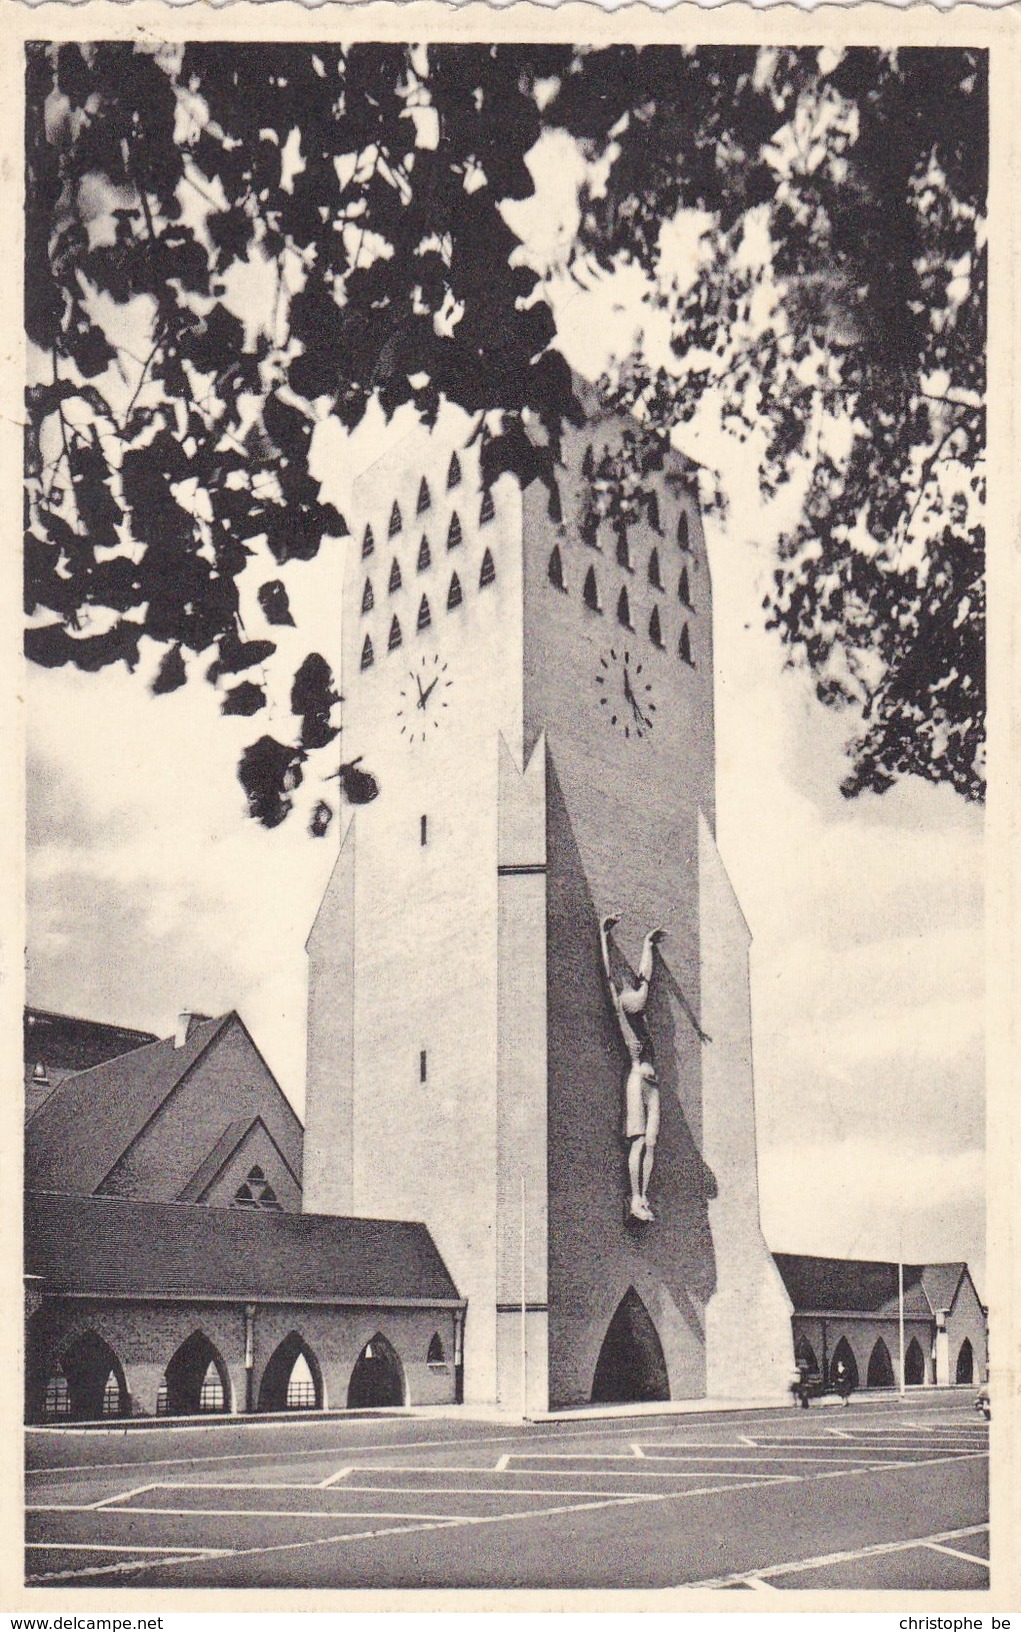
[362,523,375,559]
[616,585,632,629]
[649,605,664,648]
[417,476,431,515]
[679,566,692,607]
[677,510,689,550]
[361,578,374,615]
[417,534,431,572]
[583,565,601,613]
[388,557,402,594]
[420,814,428,847]
[548,546,566,592]
[447,571,463,611]
[447,452,462,489]
[388,614,402,652]
[581,444,595,479]
[447,512,462,550]
[420,1048,428,1082]
[479,547,496,588]
[360,634,374,670]
[417,593,431,632]
[479,489,495,526]
[679,623,694,666]
[648,548,663,591]
[388,500,402,538]
[615,522,631,570]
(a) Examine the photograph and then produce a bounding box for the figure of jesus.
[599,916,666,1223]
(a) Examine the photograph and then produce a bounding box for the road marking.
[921,1541,991,1567]
[493,1454,511,1471]
[25,1547,231,1585]
[746,1575,779,1590]
[684,1524,991,1589]
[824,1428,852,1439]
[631,1444,646,1458]
[318,1466,354,1488]
[737,1435,757,1447]
[26,1541,233,1556]
[90,1482,158,1510]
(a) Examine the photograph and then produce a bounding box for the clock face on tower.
[595,647,657,740]
[396,652,453,743]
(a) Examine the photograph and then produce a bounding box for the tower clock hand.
[415,672,426,706]
[420,676,440,708]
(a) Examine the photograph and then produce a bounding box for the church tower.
[305,396,793,1409]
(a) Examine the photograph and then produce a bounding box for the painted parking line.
[684,1524,990,1590]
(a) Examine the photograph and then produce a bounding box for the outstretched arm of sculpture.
[619,928,666,1016]
[599,914,619,992]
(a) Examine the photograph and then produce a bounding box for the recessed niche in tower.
[679,622,693,665]
[615,522,631,570]
[548,546,566,592]
[388,558,402,594]
[360,633,374,670]
[447,571,463,611]
[417,534,431,572]
[648,548,663,591]
[417,476,431,515]
[479,547,496,588]
[388,614,402,652]
[479,489,495,526]
[362,523,374,559]
[417,594,431,632]
[361,578,374,615]
[583,565,601,612]
[677,510,689,549]
[679,566,692,607]
[649,605,664,648]
[388,500,402,538]
[447,512,462,550]
[616,585,632,629]
[447,451,461,490]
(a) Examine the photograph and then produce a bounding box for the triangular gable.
[176,1115,301,1204]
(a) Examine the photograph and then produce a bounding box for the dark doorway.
[794,1335,819,1375]
[829,1336,859,1393]
[867,1337,895,1388]
[905,1336,926,1385]
[163,1331,231,1416]
[591,1287,670,1405]
[58,1330,129,1420]
[956,1338,974,1384]
[347,1334,406,1409]
[258,1332,324,1411]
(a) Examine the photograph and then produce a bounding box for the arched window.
[679,566,692,607]
[447,512,462,550]
[616,586,632,629]
[648,548,663,591]
[447,572,463,611]
[956,1338,974,1384]
[360,634,374,671]
[427,1332,446,1366]
[677,510,689,549]
[388,557,402,595]
[905,1336,926,1385]
[479,489,495,526]
[388,615,403,653]
[361,578,374,615]
[447,451,462,490]
[417,476,431,515]
[649,606,664,648]
[388,500,402,538]
[479,548,496,588]
[548,546,566,592]
[417,534,431,572]
[583,566,601,613]
[362,523,375,559]
[417,594,431,632]
[199,1361,225,1412]
[679,623,694,666]
[44,1364,70,1420]
[233,1166,282,1211]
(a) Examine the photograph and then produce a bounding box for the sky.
[24,119,985,1290]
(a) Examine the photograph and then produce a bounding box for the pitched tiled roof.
[24,1008,159,1074]
[25,1016,231,1196]
[920,1262,968,1314]
[772,1253,932,1318]
[25,1192,462,1306]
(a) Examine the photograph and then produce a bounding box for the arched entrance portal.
[829,1336,859,1394]
[591,1287,670,1405]
[258,1333,324,1411]
[905,1336,926,1385]
[867,1337,895,1389]
[163,1332,231,1416]
[57,1330,129,1420]
[956,1338,974,1384]
[794,1335,819,1375]
[347,1334,406,1409]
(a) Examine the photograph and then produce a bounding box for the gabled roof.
[176,1115,300,1203]
[26,1192,462,1307]
[772,1253,932,1318]
[24,1007,158,1073]
[920,1262,969,1315]
[25,1015,232,1196]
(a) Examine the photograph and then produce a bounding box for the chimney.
[174,1010,209,1049]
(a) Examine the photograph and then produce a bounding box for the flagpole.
[520,1174,528,1419]
[898,1257,906,1398]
